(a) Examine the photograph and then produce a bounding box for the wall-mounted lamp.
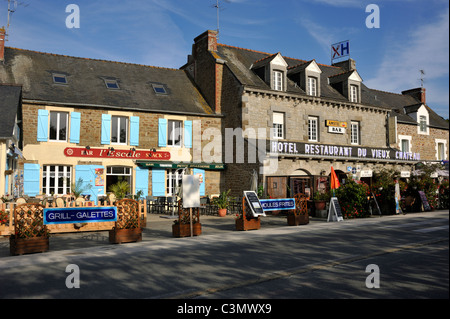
[85,145,91,150]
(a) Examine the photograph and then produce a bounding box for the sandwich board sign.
[182,175,201,208]
[327,197,343,222]
[243,191,266,217]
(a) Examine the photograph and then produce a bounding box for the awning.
[136,161,226,170]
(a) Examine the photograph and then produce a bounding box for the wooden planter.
[10,236,49,256]
[109,228,142,244]
[172,223,202,238]
[287,214,309,226]
[235,217,260,231]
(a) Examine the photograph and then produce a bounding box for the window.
[308,116,318,142]
[111,116,128,144]
[52,74,67,84]
[272,112,284,139]
[106,166,132,195]
[273,71,283,91]
[350,85,358,103]
[166,169,184,196]
[351,121,360,145]
[308,76,317,96]
[152,84,167,95]
[436,140,447,161]
[401,139,410,153]
[168,120,182,147]
[42,165,71,196]
[104,79,120,90]
[419,116,427,133]
[49,111,68,141]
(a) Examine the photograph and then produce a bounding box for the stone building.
[183,30,442,198]
[0,47,223,202]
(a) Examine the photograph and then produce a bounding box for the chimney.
[402,87,426,104]
[332,58,356,71]
[193,30,218,58]
[0,27,6,62]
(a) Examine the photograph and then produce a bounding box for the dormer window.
[308,76,318,96]
[251,52,288,92]
[350,84,359,102]
[419,115,427,133]
[273,71,283,91]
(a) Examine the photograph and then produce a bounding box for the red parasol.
[330,166,340,190]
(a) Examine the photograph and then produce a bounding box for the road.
[0,211,448,301]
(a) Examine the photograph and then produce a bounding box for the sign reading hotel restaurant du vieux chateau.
[270,141,420,162]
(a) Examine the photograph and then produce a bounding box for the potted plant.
[71,177,93,200]
[314,191,330,211]
[108,180,130,201]
[109,199,142,244]
[0,210,9,234]
[212,189,231,217]
[172,199,202,237]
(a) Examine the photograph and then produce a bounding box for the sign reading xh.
[331,41,350,61]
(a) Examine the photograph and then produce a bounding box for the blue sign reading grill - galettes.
[43,206,118,225]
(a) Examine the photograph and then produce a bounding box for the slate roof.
[0,84,22,139]
[215,44,448,130]
[0,47,214,116]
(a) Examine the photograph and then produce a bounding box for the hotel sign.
[270,141,420,162]
[64,147,171,160]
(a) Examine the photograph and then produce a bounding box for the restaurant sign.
[44,206,117,225]
[64,147,171,160]
[270,141,420,162]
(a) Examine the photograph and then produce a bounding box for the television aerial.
[212,0,231,41]
[4,0,29,40]
[419,69,425,88]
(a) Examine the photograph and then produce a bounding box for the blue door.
[75,165,104,204]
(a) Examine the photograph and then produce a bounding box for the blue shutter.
[158,118,167,147]
[101,114,111,145]
[70,112,81,144]
[135,166,148,197]
[37,109,49,142]
[24,163,41,196]
[75,165,104,205]
[184,120,193,148]
[152,169,166,196]
[193,169,205,196]
[130,116,140,146]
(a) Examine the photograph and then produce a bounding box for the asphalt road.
[0,211,448,301]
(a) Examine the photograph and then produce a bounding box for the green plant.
[0,210,8,226]
[108,180,130,201]
[314,191,331,202]
[71,178,93,199]
[335,179,370,218]
[213,189,231,209]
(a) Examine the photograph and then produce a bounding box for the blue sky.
[1,0,449,119]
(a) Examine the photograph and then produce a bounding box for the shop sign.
[44,206,117,225]
[270,141,420,162]
[400,171,411,178]
[136,161,225,170]
[328,126,346,134]
[326,120,347,128]
[260,198,295,211]
[64,147,171,160]
[360,170,373,177]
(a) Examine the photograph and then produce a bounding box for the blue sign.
[44,206,118,225]
[259,198,295,212]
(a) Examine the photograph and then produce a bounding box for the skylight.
[104,79,120,90]
[152,84,167,95]
[52,74,68,84]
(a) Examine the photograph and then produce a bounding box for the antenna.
[5,0,29,40]
[419,69,425,88]
[212,0,230,41]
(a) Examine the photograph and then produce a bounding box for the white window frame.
[419,115,427,133]
[350,121,360,145]
[398,135,412,153]
[273,70,283,91]
[350,85,358,103]
[49,111,69,142]
[308,116,318,142]
[166,168,184,196]
[308,76,317,96]
[42,165,72,196]
[272,112,284,139]
[435,139,447,161]
[111,116,128,145]
[167,120,183,147]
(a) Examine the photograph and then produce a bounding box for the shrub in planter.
[335,179,370,219]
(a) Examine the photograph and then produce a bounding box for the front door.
[267,177,287,199]
[290,177,312,199]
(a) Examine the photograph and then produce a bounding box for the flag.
[330,167,340,189]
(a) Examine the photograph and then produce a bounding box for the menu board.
[244,191,266,217]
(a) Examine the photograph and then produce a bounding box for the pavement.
[0,213,329,258]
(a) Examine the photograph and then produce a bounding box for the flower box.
[109,228,142,244]
[235,217,260,231]
[10,235,49,256]
[287,214,309,226]
[172,223,202,238]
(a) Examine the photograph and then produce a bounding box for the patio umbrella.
[250,169,258,192]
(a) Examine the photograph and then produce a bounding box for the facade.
[0,47,223,202]
[0,84,23,198]
[183,30,446,198]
